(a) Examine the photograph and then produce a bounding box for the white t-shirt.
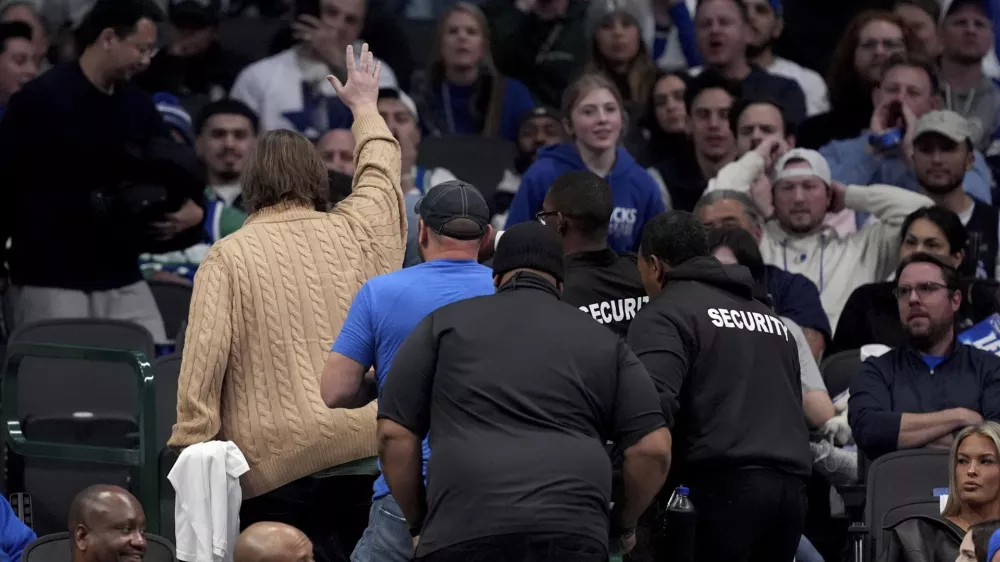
[231,43,398,137]
[767,57,830,117]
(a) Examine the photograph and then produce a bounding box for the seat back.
[154,354,182,451]
[5,320,156,535]
[876,497,946,559]
[9,319,154,420]
[820,349,861,399]
[416,136,515,209]
[147,282,193,345]
[865,450,950,558]
[23,531,176,562]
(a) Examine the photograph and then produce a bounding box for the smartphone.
[296,0,320,17]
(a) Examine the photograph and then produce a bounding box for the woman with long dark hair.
[414,2,535,142]
[796,10,918,149]
[832,206,1000,353]
[584,0,659,114]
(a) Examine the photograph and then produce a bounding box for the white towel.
[168,441,250,562]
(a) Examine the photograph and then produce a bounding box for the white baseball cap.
[771,148,833,186]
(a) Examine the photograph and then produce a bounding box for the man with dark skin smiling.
[69,485,147,562]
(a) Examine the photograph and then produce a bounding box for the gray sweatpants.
[11,282,167,343]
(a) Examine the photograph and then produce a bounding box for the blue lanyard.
[782,236,826,293]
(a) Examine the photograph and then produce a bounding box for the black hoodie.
[626,256,812,478]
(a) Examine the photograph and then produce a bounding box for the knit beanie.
[493,222,566,283]
[154,92,195,146]
[586,0,655,56]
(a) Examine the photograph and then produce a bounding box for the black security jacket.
[627,256,812,478]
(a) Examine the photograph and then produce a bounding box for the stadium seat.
[821,349,861,399]
[154,354,182,451]
[417,135,515,211]
[874,497,945,560]
[3,321,160,535]
[850,449,950,562]
[23,531,175,562]
[148,281,193,346]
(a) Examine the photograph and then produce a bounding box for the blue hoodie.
[0,497,34,562]
[505,144,665,252]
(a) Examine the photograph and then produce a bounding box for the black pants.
[240,473,376,562]
[416,533,607,562]
[684,467,807,562]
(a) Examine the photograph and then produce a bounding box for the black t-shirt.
[562,249,648,337]
[379,273,665,556]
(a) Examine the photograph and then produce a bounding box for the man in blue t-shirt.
[320,180,497,562]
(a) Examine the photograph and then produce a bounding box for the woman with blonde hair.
[881,422,1000,561]
[169,44,407,561]
[415,2,535,141]
[504,73,663,253]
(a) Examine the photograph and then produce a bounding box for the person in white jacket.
[710,145,934,330]
[706,97,857,236]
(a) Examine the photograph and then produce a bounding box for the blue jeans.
[351,495,413,562]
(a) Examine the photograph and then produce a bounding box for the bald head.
[234,522,314,562]
[69,485,146,562]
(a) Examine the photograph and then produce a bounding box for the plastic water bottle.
[655,485,696,562]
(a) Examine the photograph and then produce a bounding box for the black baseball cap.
[518,107,562,131]
[414,180,490,240]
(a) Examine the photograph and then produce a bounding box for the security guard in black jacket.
[627,211,811,562]
[377,221,672,562]
[538,171,648,336]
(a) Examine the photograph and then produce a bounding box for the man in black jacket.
[0,0,204,343]
[849,252,1000,460]
[540,170,648,336]
[377,221,671,562]
[627,211,811,562]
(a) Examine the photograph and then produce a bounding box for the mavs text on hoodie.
[505,144,666,252]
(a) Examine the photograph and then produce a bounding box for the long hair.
[825,11,918,112]
[242,130,330,214]
[423,3,504,136]
[943,422,1000,517]
[584,14,658,108]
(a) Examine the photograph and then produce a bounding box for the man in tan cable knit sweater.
[168,44,404,559]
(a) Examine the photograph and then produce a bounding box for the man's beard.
[515,149,538,175]
[216,169,241,182]
[920,176,964,196]
[906,319,954,353]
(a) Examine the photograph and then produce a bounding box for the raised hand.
[326,43,381,116]
[753,136,790,170]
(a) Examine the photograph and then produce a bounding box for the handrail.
[1,343,160,533]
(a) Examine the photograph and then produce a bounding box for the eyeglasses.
[536,210,580,226]
[893,282,950,300]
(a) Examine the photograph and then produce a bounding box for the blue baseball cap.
[941,0,995,22]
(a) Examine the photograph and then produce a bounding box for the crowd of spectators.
[9,0,1000,560]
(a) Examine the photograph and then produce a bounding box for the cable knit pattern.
[168,112,405,499]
